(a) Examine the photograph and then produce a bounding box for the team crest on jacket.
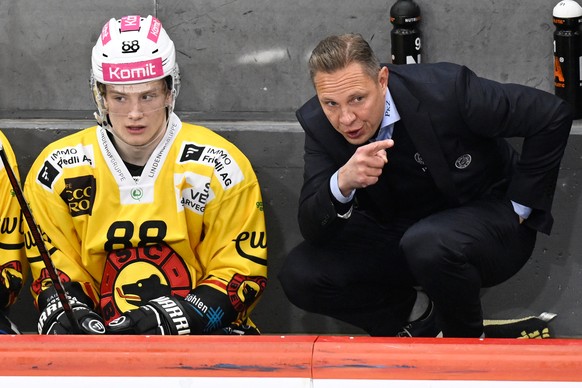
[100,243,192,324]
[414,152,425,165]
[455,154,472,169]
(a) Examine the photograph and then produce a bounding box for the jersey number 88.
[104,220,167,252]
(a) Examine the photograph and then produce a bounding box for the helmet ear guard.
[90,73,109,127]
[169,63,181,103]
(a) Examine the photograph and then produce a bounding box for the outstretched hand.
[337,139,394,195]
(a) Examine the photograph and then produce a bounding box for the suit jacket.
[296,62,572,241]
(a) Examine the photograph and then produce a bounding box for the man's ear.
[166,93,173,107]
[378,66,389,89]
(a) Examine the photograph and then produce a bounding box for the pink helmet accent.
[90,15,180,128]
[91,15,177,85]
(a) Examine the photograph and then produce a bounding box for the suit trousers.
[279,196,537,337]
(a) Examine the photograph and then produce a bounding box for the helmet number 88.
[122,40,140,53]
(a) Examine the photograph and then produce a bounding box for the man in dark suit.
[279,33,572,337]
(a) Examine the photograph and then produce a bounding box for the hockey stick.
[0,145,82,333]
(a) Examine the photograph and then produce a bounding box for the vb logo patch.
[100,243,192,324]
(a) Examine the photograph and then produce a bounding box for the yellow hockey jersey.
[24,114,267,327]
[0,130,27,309]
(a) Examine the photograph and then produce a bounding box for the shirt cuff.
[330,170,355,203]
[511,201,532,220]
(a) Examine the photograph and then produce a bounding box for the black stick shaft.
[0,146,81,333]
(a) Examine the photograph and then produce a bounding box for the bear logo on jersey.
[119,274,171,308]
[226,273,266,313]
[0,261,23,305]
[31,267,71,296]
[100,243,192,324]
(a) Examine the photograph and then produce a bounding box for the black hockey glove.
[38,295,106,335]
[0,310,20,334]
[107,295,197,335]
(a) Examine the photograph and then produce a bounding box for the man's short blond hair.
[308,34,381,83]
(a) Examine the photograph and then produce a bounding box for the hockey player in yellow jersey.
[25,15,267,335]
[0,131,27,334]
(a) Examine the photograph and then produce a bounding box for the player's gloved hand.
[107,295,195,335]
[38,296,106,335]
[0,310,20,334]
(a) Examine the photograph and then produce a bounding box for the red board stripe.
[0,335,580,381]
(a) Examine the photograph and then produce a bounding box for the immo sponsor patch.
[37,144,95,191]
[178,142,244,190]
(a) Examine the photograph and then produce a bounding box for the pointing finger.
[366,139,394,155]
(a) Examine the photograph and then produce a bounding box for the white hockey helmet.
[90,15,180,125]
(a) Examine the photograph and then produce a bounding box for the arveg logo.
[102,58,164,82]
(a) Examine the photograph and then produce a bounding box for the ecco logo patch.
[60,175,96,217]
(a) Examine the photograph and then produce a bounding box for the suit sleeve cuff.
[511,200,532,219]
[330,170,355,203]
